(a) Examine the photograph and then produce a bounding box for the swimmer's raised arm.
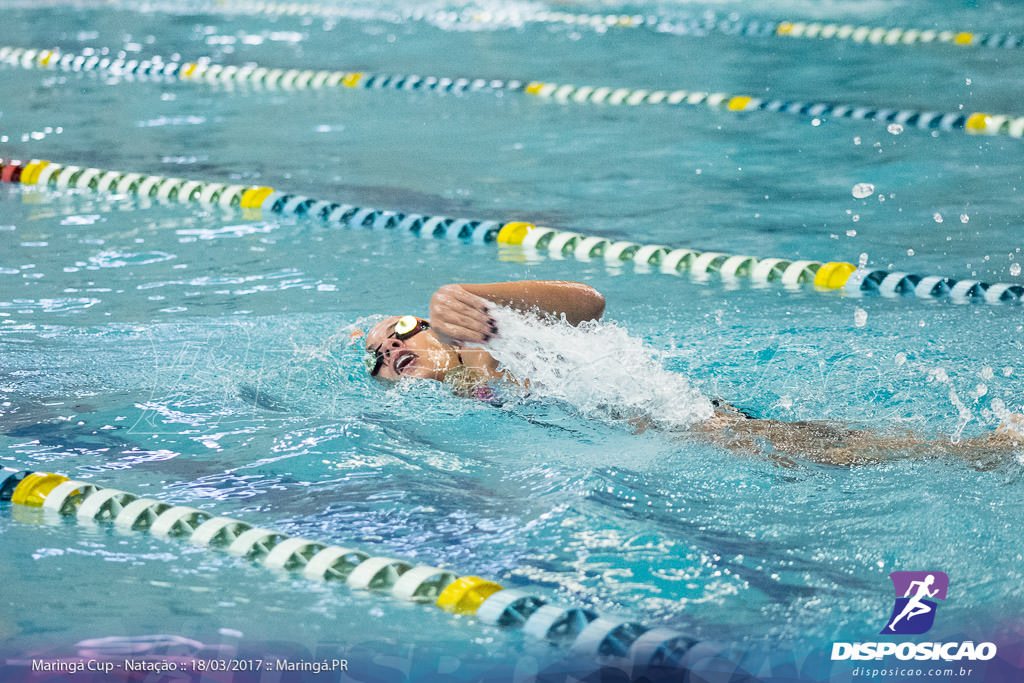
[458,280,606,324]
[429,280,605,346]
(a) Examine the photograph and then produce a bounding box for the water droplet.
[959,213,970,224]
[907,249,915,256]
[933,213,944,223]
[854,308,868,327]
[887,123,904,135]
[965,78,972,85]
[846,229,857,237]
[852,214,860,222]
[853,137,862,145]
[852,183,875,199]
[859,253,869,268]
[1011,263,1022,277]
[811,118,821,127]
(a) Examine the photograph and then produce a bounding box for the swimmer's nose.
[380,338,404,358]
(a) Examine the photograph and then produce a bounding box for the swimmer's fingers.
[429,284,497,345]
[435,321,491,347]
[434,315,494,346]
[768,453,800,469]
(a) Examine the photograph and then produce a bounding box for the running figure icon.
[887,575,938,631]
[881,571,949,635]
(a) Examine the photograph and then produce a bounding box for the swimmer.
[363,280,1024,467]
[364,280,604,383]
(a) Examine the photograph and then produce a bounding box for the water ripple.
[87,250,176,268]
[0,297,102,312]
[135,268,308,291]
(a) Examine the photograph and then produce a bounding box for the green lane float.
[1,156,1021,305]
[3,45,1023,139]
[0,468,698,670]
[521,80,1024,138]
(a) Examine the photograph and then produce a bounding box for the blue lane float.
[138,1,1024,51]
[2,45,1023,139]
[3,157,1021,307]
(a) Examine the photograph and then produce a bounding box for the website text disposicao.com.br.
[851,665,979,679]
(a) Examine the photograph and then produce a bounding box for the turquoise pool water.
[2,1,1024,681]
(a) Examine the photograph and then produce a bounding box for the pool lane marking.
[0,468,701,669]
[3,45,1023,139]
[155,1,1024,50]
[2,157,1021,305]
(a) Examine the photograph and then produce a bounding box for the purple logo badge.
[880,571,949,635]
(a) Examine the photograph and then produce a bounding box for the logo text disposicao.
[831,641,997,662]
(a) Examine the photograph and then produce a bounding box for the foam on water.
[486,307,713,430]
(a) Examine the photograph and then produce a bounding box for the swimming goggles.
[365,315,431,377]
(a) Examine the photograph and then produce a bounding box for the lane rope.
[2,45,1022,139]
[0,468,705,670]
[140,1,1024,51]
[1,157,1021,305]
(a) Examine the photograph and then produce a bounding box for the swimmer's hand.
[429,284,498,347]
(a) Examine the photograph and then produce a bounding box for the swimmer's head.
[363,315,458,382]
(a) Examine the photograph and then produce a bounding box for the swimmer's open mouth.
[394,350,417,374]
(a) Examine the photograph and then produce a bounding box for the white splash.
[486,307,713,430]
[851,182,875,199]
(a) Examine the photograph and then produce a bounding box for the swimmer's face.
[364,316,455,382]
